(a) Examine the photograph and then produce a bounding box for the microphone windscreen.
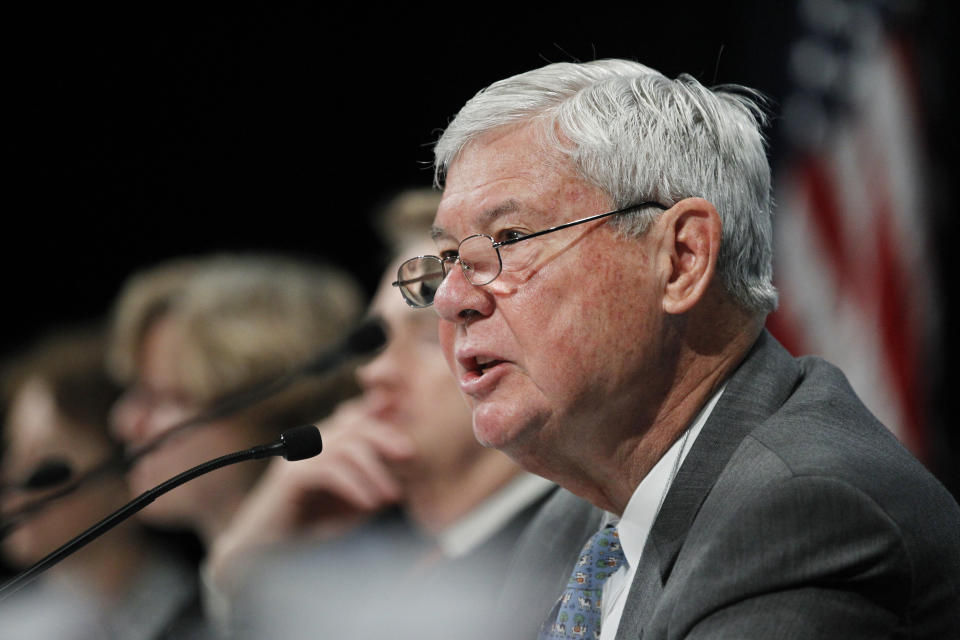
[299,317,387,376]
[280,425,323,461]
[347,317,387,356]
[24,459,73,489]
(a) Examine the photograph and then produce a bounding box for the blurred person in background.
[206,189,556,639]
[106,253,364,633]
[0,327,197,639]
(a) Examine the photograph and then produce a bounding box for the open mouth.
[474,356,505,374]
[456,350,512,395]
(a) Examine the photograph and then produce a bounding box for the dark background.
[3,3,957,492]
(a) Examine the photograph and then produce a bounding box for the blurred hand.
[206,398,415,591]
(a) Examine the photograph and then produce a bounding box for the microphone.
[0,317,385,535]
[0,459,73,494]
[300,316,387,375]
[22,460,73,489]
[254,423,324,461]
[0,425,323,601]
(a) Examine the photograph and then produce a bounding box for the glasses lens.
[397,257,445,307]
[458,235,502,285]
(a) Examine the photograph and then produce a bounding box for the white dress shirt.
[599,385,725,640]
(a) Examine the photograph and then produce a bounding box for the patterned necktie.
[539,525,627,639]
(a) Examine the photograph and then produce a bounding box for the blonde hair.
[172,255,362,402]
[106,256,200,386]
[108,253,365,430]
[374,188,442,256]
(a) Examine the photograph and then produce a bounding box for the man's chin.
[471,402,542,455]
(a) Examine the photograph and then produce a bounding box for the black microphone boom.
[0,425,323,602]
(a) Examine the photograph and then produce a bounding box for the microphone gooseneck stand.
[0,424,323,602]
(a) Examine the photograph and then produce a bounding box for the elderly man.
[393,60,960,638]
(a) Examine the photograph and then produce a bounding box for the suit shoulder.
[750,354,942,498]
[678,469,960,637]
[725,385,960,629]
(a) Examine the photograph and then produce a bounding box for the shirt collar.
[436,473,555,558]
[605,384,725,569]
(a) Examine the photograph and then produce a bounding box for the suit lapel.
[616,331,801,639]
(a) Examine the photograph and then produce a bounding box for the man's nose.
[356,340,400,391]
[432,262,495,323]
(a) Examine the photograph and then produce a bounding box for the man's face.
[432,124,669,468]
[356,248,480,479]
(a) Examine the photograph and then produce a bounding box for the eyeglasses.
[392,201,668,308]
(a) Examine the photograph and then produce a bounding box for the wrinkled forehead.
[433,129,604,241]
[432,198,531,242]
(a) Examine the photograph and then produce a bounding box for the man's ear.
[659,197,722,315]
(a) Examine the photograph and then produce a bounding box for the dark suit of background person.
[498,330,960,639]
[409,58,960,640]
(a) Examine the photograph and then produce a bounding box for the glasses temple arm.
[493,202,666,249]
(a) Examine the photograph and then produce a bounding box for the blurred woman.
[107,253,363,547]
[0,328,196,639]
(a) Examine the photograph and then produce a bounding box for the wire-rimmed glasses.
[392,201,668,308]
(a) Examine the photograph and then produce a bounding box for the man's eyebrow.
[431,199,524,241]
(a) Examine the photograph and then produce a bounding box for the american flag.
[765,0,938,461]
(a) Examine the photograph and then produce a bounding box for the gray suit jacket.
[498,331,960,639]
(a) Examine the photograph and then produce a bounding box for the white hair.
[434,59,778,315]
